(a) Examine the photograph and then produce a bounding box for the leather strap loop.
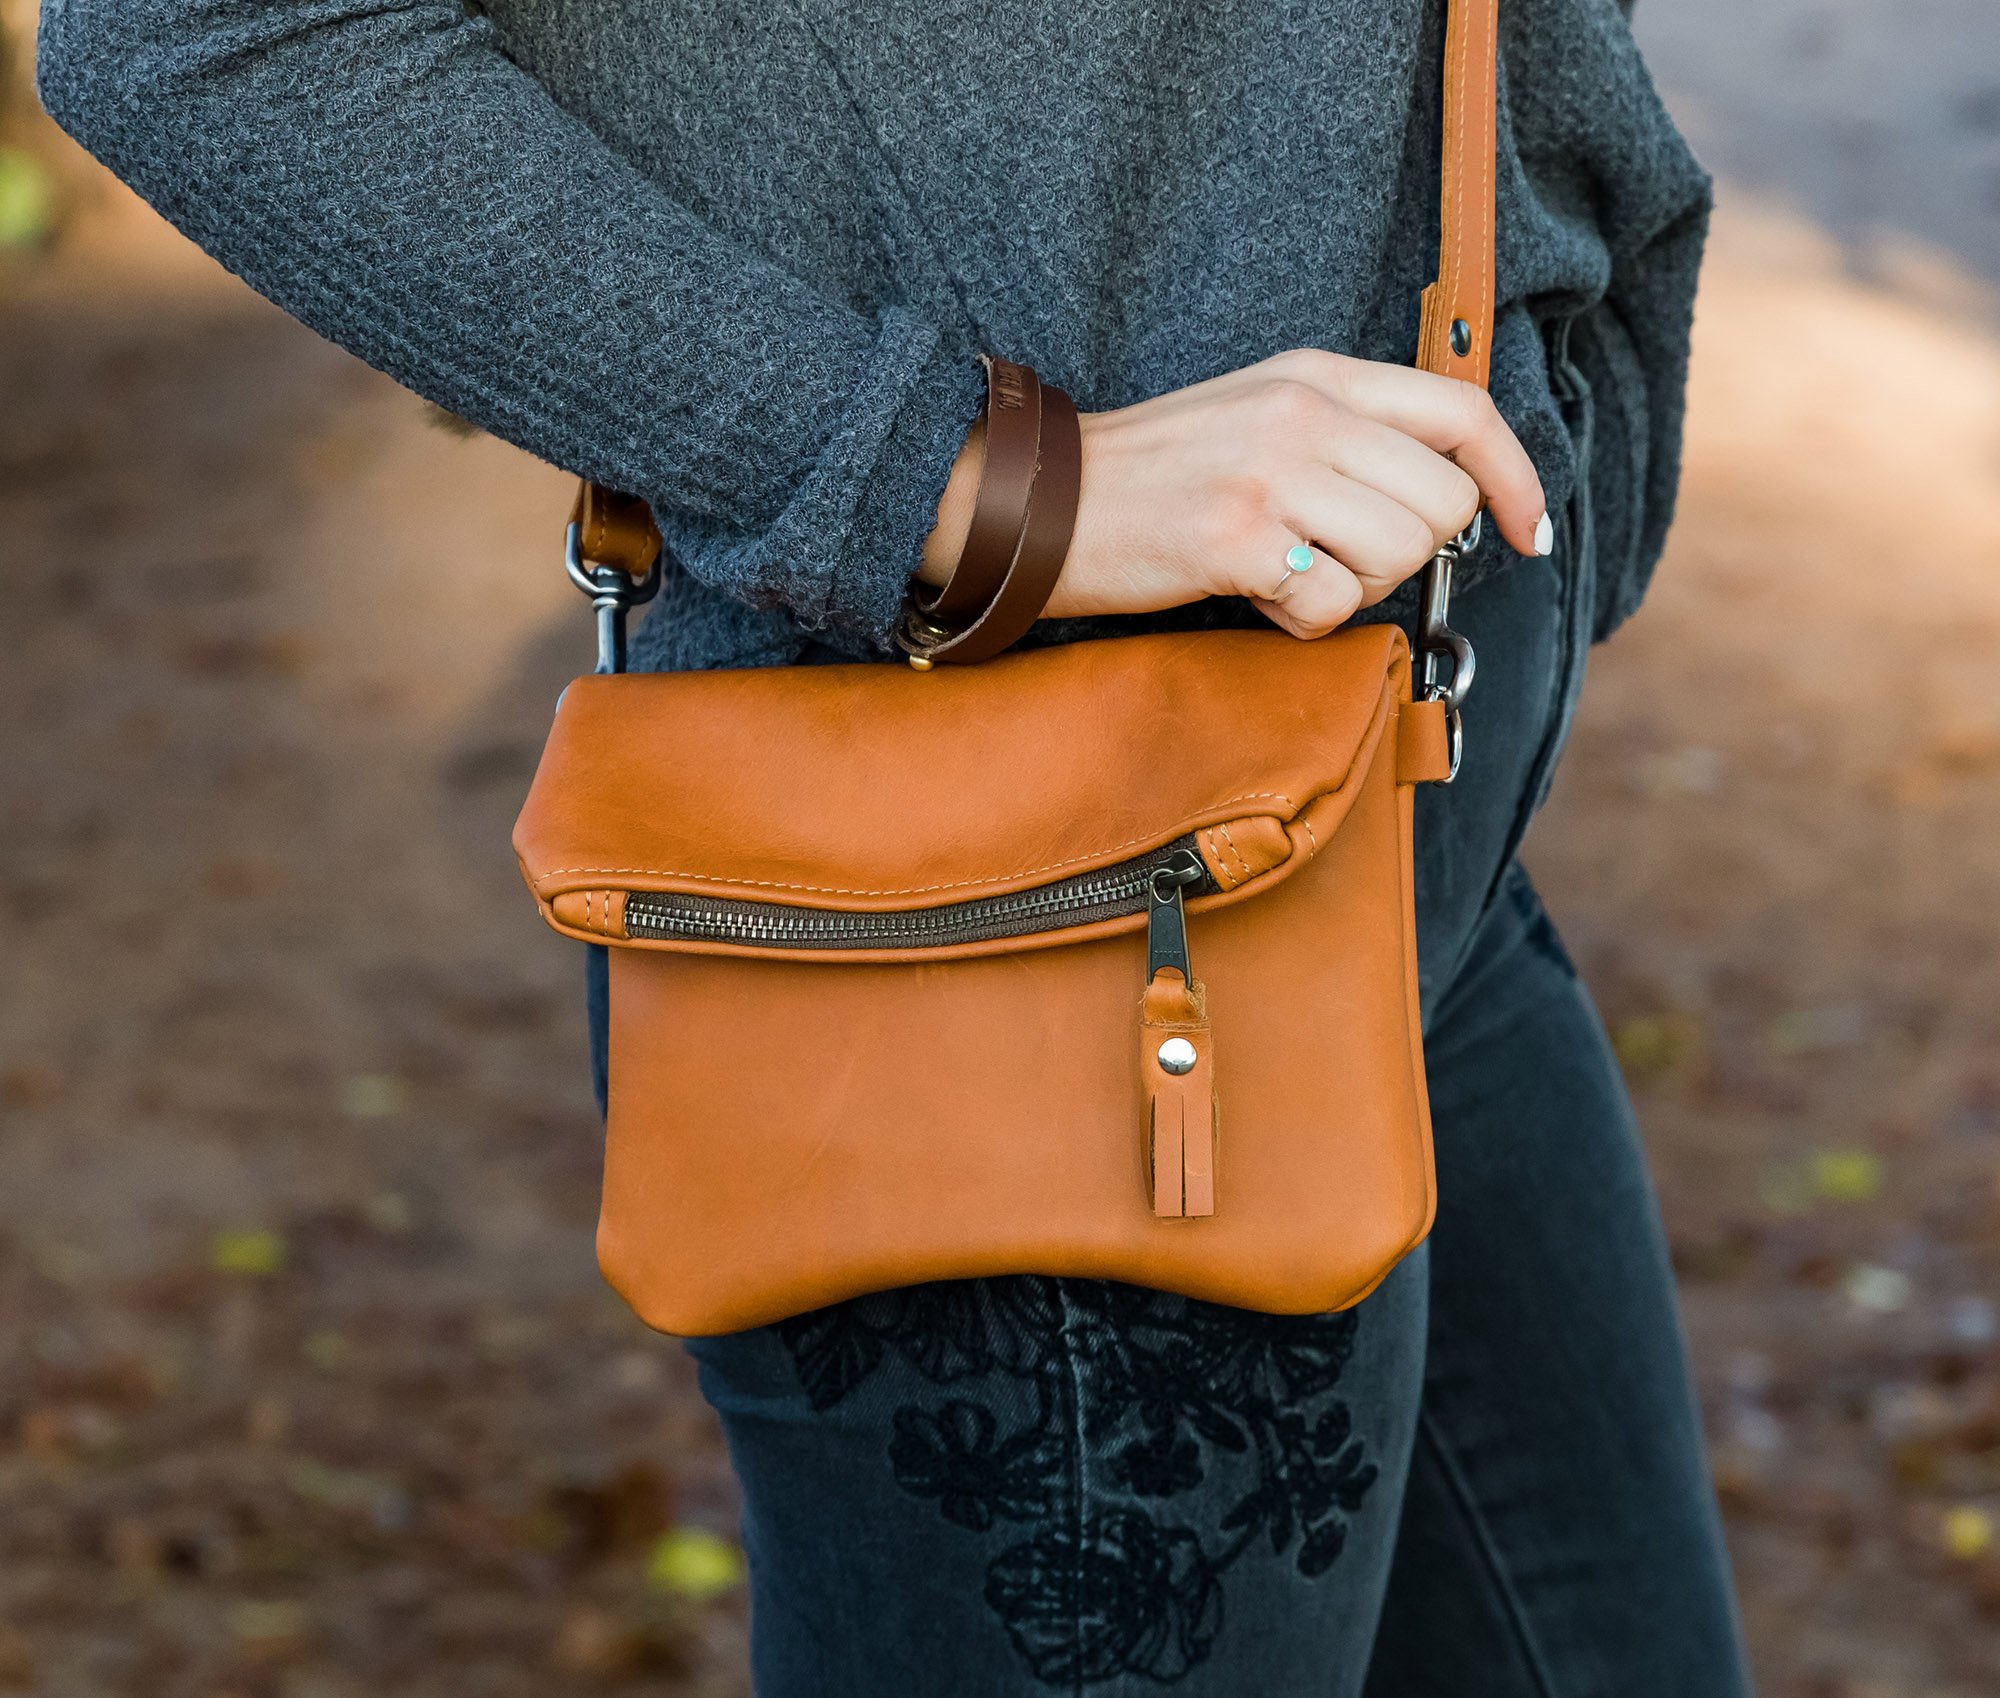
[913,356,1045,628]
[918,383,1081,666]
[570,481,663,581]
[1397,697,1455,784]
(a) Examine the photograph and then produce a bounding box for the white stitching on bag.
[531,791,1305,898]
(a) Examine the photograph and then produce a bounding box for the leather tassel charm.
[1140,851,1216,1217]
[1142,971,1217,1217]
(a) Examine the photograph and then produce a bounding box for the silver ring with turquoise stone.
[1267,542,1316,603]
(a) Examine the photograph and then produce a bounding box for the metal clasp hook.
[564,521,662,676]
[1415,512,1480,783]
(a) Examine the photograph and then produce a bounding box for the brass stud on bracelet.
[896,610,952,670]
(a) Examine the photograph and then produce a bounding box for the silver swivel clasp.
[564,520,662,677]
[1414,512,1480,784]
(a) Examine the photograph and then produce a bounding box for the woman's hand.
[921,349,1551,639]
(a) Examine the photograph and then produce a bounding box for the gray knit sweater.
[36,0,1709,674]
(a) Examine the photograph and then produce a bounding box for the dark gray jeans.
[583,366,1750,1697]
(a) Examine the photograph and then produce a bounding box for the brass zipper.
[621,837,1215,952]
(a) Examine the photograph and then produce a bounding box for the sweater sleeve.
[34,0,986,653]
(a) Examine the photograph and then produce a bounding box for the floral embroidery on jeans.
[776,1278,1377,1687]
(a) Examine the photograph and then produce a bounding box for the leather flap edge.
[514,625,1413,918]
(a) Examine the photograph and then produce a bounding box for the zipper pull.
[1140,849,1216,1220]
[1146,849,1204,982]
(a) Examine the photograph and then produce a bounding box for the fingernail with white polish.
[1533,511,1554,556]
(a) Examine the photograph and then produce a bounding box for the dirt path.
[1534,196,2000,1693]
[1632,0,2000,290]
[2,151,1998,1698]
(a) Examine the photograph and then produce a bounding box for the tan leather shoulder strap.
[1415,0,1499,389]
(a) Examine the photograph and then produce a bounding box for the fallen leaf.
[1943,1505,1995,1561]
[645,1527,744,1601]
[0,148,56,250]
[210,1229,287,1277]
[1612,1011,1705,1082]
[1809,1149,1883,1203]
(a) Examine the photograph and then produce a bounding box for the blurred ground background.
[2,2,1998,1695]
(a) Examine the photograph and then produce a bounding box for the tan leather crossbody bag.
[513,0,1500,1337]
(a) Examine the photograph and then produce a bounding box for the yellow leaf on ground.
[1810,1149,1883,1203]
[210,1229,288,1277]
[1942,1506,1994,1561]
[0,148,56,250]
[645,1527,744,1601]
[1611,1012,1704,1082]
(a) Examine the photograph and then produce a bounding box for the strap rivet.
[1449,318,1473,357]
[1157,1038,1198,1076]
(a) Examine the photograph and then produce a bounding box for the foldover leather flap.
[514,625,1418,934]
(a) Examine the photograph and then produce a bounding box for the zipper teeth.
[622,837,1211,950]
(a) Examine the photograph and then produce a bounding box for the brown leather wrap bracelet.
[910,356,1044,630]
[900,361,1081,668]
